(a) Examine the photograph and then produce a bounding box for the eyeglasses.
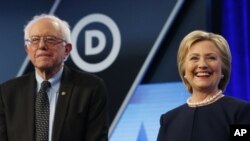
[25,35,67,46]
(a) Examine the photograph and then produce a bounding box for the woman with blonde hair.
[157,30,250,141]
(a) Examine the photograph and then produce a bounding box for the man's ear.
[24,45,29,53]
[64,43,72,59]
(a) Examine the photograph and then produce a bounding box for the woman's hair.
[177,30,231,93]
[24,14,71,43]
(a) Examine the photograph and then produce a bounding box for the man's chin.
[35,64,53,71]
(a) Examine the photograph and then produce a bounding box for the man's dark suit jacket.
[0,66,109,141]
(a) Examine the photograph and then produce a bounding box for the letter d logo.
[85,30,106,55]
[71,13,121,73]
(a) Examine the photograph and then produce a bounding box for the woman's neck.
[187,89,224,107]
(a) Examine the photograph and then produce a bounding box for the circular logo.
[71,13,121,73]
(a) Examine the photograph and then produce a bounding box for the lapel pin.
[61,92,66,96]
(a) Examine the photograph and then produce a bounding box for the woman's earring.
[221,75,224,79]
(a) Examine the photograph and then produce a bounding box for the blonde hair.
[177,30,231,93]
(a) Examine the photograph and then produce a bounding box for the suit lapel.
[22,73,36,141]
[52,66,74,141]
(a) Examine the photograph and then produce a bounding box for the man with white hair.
[0,14,109,141]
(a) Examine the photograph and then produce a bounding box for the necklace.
[187,90,224,107]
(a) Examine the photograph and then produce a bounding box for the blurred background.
[0,0,249,140]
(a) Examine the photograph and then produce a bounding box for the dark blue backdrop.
[222,0,250,101]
